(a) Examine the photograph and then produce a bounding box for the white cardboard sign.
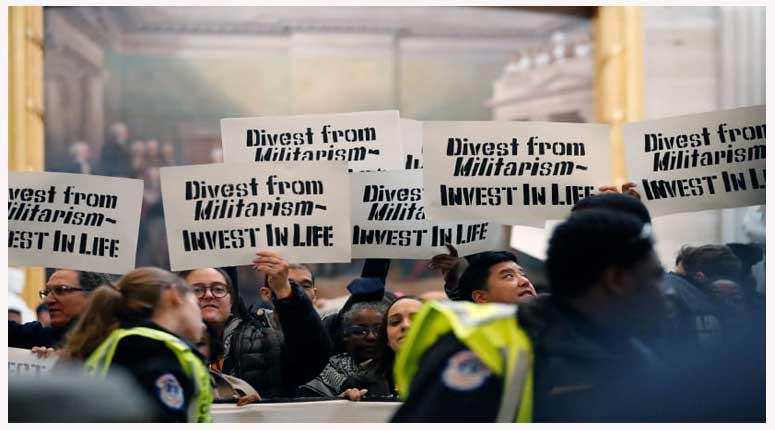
[8,348,58,377]
[401,118,423,170]
[160,161,352,270]
[8,172,143,274]
[422,121,611,223]
[220,110,402,172]
[350,170,501,259]
[623,105,765,217]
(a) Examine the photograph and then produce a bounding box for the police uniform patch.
[441,350,491,391]
[155,373,184,410]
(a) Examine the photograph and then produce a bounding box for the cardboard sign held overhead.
[351,170,501,259]
[401,118,423,170]
[422,121,611,224]
[8,172,143,274]
[160,161,352,271]
[623,105,765,217]
[220,110,402,172]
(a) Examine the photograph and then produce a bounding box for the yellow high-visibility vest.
[394,301,533,422]
[85,326,213,423]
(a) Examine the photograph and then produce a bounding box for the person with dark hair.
[393,210,668,422]
[662,244,743,352]
[179,250,332,399]
[258,262,318,310]
[8,309,23,324]
[321,275,397,356]
[447,251,537,304]
[677,244,743,283]
[288,263,318,305]
[9,269,112,349]
[723,242,765,325]
[35,303,51,327]
[340,296,424,401]
[61,267,212,422]
[300,300,388,398]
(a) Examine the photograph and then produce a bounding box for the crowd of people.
[8,184,766,423]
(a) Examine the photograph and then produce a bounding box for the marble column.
[718,6,766,243]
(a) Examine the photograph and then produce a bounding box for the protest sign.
[8,172,143,274]
[401,118,423,170]
[423,121,611,223]
[160,161,352,270]
[623,105,765,217]
[212,400,400,423]
[350,170,500,259]
[8,348,58,378]
[221,110,402,172]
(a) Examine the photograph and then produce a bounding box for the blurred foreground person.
[181,250,331,398]
[10,367,157,422]
[571,190,651,223]
[340,296,424,401]
[62,267,212,422]
[393,210,668,422]
[10,270,111,349]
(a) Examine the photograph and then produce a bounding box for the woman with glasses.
[179,250,332,399]
[300,301,388,398]
[61,267,212,423]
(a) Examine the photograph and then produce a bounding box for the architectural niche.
[486,34,594,122]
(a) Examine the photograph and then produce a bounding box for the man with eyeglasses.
[9,269,111,349]
[258,263,318,313]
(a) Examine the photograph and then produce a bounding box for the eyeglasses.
[191,283,230,298]
[346,325,381,337]
[39,285,87,299]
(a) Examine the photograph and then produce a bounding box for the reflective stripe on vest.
[85,327,213,423]
[394,301,533,422]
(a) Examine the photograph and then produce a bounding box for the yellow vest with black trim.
[394,301,533,422]
[85,327,213,423]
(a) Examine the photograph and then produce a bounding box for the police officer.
[62,267,212,423]
[393,210,667,422]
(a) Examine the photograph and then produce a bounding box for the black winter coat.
[9,321,71,349]
[222,283,332,399]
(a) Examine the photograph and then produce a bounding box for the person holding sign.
[9,269,111,350]
[180,250,332,399]
[61,267,212,423]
